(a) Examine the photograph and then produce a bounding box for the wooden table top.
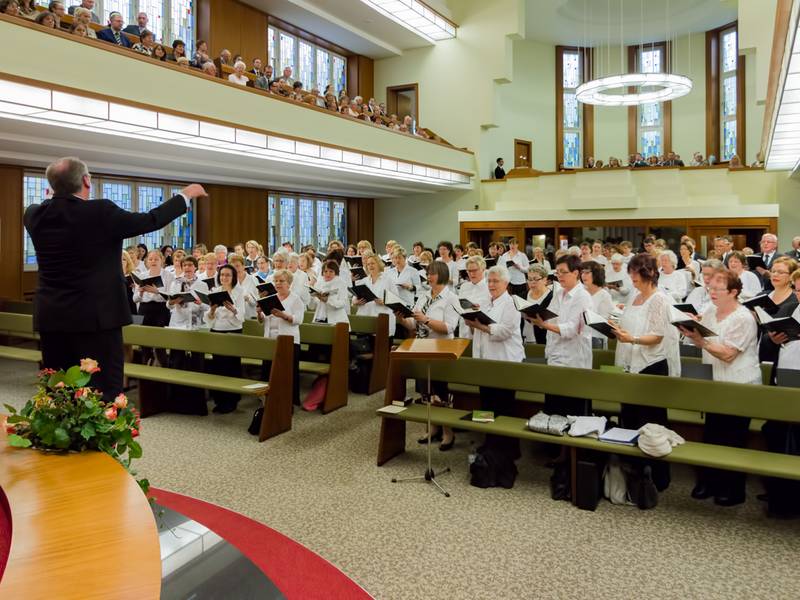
[0,416,161,599]
[391,338,471,360]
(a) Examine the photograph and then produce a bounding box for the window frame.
[267,192,346,256]
[267,24,348,95]
[627,41,672,159]
[22,171,194,271]
[706,21,745,163]
[555,46,594,169]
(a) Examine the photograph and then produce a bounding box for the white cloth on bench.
[637,423,685,457]
[566,415,607,438]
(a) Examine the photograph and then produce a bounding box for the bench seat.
[124,363,268,396]
[0,346,41,362]
[237,356,330,375]
[380,405,800,480]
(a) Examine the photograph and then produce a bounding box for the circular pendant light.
[576,73,692,107]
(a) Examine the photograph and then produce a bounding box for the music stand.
[389,338,470,497]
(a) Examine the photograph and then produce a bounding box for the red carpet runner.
[150,487,372,600]
[0,488,10,582]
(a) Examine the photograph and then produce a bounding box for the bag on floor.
[469,444,518,489]
[623,463,659,510]
[603,454,630,505]
[302,375,328,411]
[248,406,264,436]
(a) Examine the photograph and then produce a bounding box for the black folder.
[257,282,277,296]
[257,294,285,314]
[131,272,163,288]
[351,283,378,302]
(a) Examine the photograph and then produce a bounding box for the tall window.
[638,46,664,158]
[65,1,194,54]
[22,174,49,271]
[720,27,738,161]
[267,194,346,256]
[268,25,347,94]
[562,50,582,168]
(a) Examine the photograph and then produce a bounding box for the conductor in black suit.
[23,157,206,398]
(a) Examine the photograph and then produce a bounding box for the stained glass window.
[279,196,296,247]
[268,27,277,73]
[722,77,737,117]
[561,49,583,168]
[637,46,665,158]
[298,41,314,90]
[723,121,737,162]
[136,185,164,251]
[298,198,315,247]
[316,200,331,250]
[169,186,193,249]
[268,195,277,255]
[563,132,580,169]
[316,49,330,94]
[563,93,579,128]
[104,0,132,24]
[280,33,295,70]
[333,201,346,244]
[563,52,580,88]
[333,55,346,95]
[22,175,49,269]
[103,182,133,210]
[722,30,738,73]
[641,49,661,74]
[641,131,662,158]
[640,103,660,128]
[720,27,738,161]
[169,0,193,54]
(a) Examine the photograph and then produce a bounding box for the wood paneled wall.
[196,0,268,63]
[347,55,374,101]
[347,197,374,246]
[0,165,23,300]
[195,184,269,249]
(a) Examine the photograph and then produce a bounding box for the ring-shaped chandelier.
[576,73,693,107]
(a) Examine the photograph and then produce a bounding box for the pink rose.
[113,394,128,409]
[74,388,88,399]
[104,406,117,421]
[54,381,65,389]
[131,428,139,438]
[5,423,15,435]
[79,358,101,374]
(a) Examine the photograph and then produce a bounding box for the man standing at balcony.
[123,11,148,37]
[67,0,99,23]
[494,158,505,180]
[279,66,295,85]
[24,157,206,398]
[97,12,133,48]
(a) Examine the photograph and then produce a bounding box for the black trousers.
[167,350,208,415]
[697,413,750,498]
[762,420,800,515]
[138,301,170,365]
[620,359,671,491]
[261,343,300,406]
[480,386,521,459]
[209,328,243,410]
[40,328,124,399]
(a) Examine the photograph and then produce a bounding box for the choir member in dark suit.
[23,156,204,398]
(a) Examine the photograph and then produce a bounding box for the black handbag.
[624,464,659,510]
[247,406,264,436]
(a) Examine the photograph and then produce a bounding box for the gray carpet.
[2,359,799,599]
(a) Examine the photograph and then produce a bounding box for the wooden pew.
[348,313,391,395]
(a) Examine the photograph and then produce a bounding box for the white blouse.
[607,271,633,305]
[699,304,761,384]
[435,257,459,289]
[738,270,763,301]
[685,285,711,315]
[289,269,311,307]
[261,291,305,344]
[203,286,246,331]
[312,276,350,329]
[615,291,672,374]
[499,251,530,285]
[386,264,421,306]
[522,288,552,343]
[589,287,615,348]
[237,273,260,320]
[353,272,398,334]
[544,284,593,369]
[411,287,459,339]
[658,270,688,302]
[470,291,524,362]
[228,73,249,86]
[132,269,174,304]
[167,276,209,330]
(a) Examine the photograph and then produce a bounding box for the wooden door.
[691,227,729,257]
[514,139,532,168]
[386,84,419,124]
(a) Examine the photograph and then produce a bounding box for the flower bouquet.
[4,358,149,494]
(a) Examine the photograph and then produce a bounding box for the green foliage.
[5,365,147,495]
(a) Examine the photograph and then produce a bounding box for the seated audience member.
[152,44,168,61]
[35,10,58,28]
[68,0,99,22]
[522,263,553,344]
[250,58,264,77]
[690,152,704,166]
[679,269,759,507]
[727,251,762,300]
[751,152,765,168]
[729,154,744,169]
[658,250,687,302]
[97,12,132,47]
[132,30,155,56]
[228,60,249,86]
[631,153,648,167]
[256,268,303,406]
[71,7,97,37]
[324,94,338,111]
[175,56,190,68]
[607,254,633,305]
[458,255,491,339]
[132,249,173,365]
[647,155,659,167]
[494,157,506,179]
[201,61,217,77]
[204,264,246,413]
[169,39,187,62]
[394,261,459,449]
[232,54,242,65]
[532,255,593,416]
[312,259,350,328]
[581,261,614,349]
[608,157,621,168]
[217,48,232,67]
[278,65,295,84]
[192,39,209,67]
[612,253,675,491]
[255,64,274,90]
[123,11,148,36]
[49,1,65,26]
[500,237,529,298]
[291,80,304,99]
[594,159,604,168]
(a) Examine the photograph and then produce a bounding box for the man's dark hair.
[172,39,185,50]
[437,240,454,256]
[182,256,198,268]
[496,157,503,163]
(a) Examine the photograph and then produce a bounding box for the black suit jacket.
[755,251,784,291]
[122,25,146,36]
[24,194,187,333]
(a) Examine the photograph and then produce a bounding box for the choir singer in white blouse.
[457,255,491,339]
[680,269,760,506]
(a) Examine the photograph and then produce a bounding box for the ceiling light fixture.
[358,0,456,42]
[576,0,692,107]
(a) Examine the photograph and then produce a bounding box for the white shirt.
[607,270,633,305]
[312,276,350,329]
[499,251,530,285]
[699,304,761,384]
[435,257,459,289]
[532,258,551,272]
[167,276,209,330]
[261,291,304,344]
[458,278,491,340]
[411,287,459,339]
[545,284,593,369]
[353,272,398,334]
[228,73,249,86]
[471,291,524,362]
[386,264,421,306]
[590,254,608,266]
[738,270,763,301]
[237,273,260,320]
[615,291,672,374]
[522,288,552,343]
[289,269,311,307]
[686,285,711,315]
[132,269,174,304]
[204,286,246,331]
[658,270,688,302]
[588,287,615,347]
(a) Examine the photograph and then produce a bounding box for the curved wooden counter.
[0,417,161,599]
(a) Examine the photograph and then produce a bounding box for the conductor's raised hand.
[181,184,208,200]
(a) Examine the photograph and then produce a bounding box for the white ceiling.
[0,117,463,198]
[241,0,450,58]
[524,0,738,46]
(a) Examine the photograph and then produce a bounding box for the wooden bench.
[242,320,350,414]
[377,356,800,504]
[0,312,41,363]
[348,313,391,395]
